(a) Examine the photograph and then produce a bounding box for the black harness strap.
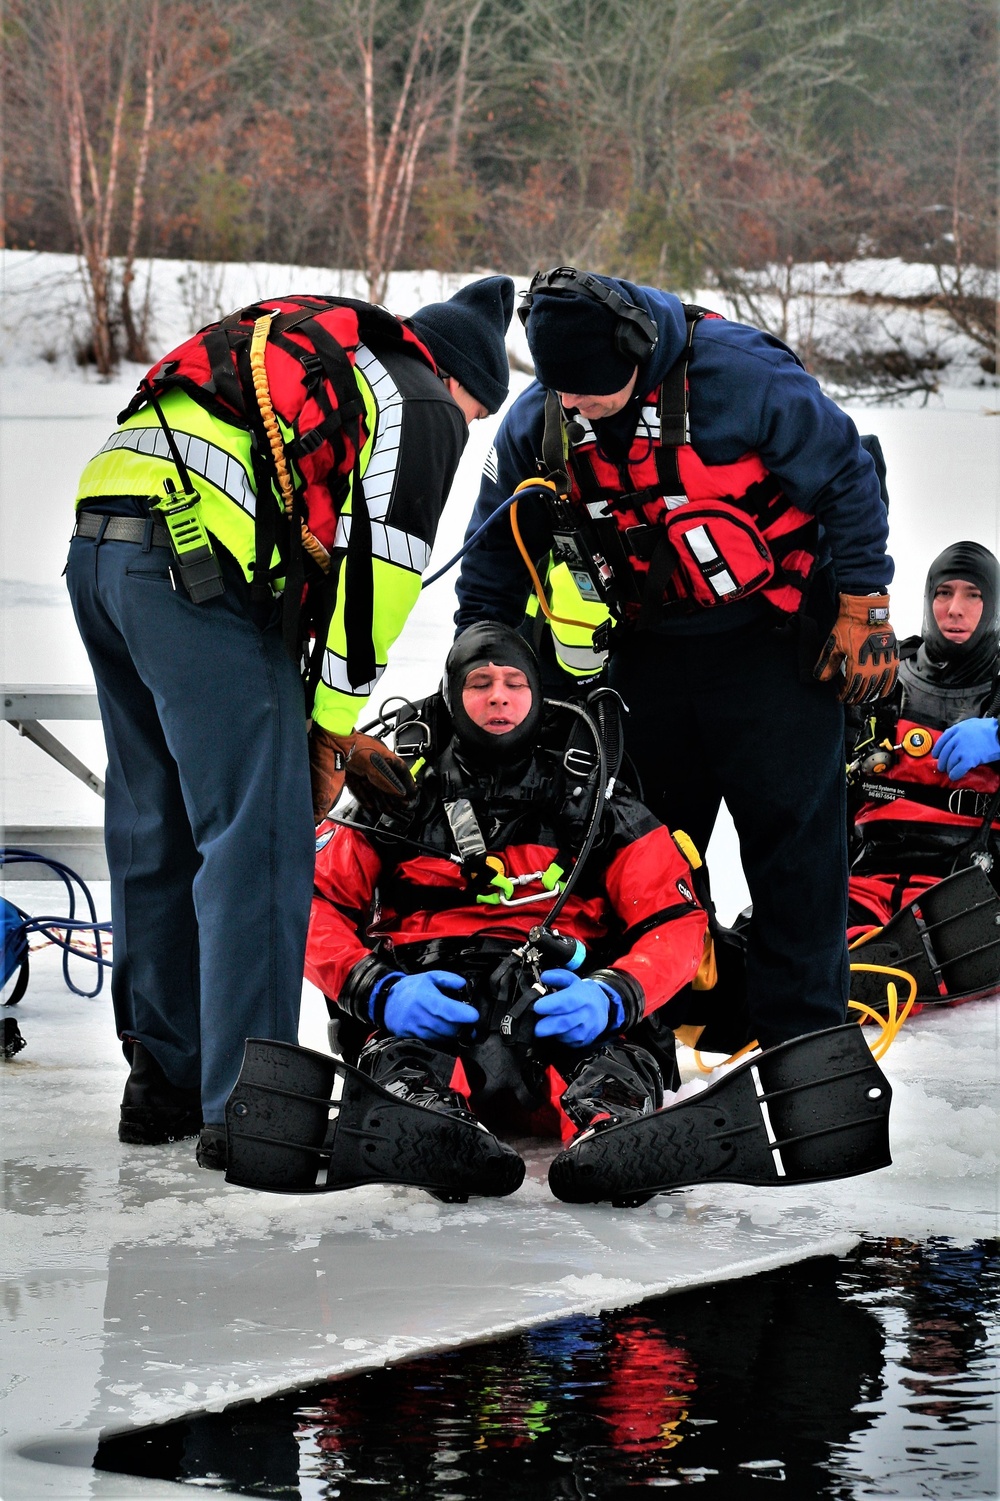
[858,778,1000,822]
[202,327,246,416]
[342,458,377,689]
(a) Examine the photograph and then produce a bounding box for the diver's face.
[933,578,984,645]
[462,663,533,735]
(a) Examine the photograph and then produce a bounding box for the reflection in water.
[94,1238,998,1500]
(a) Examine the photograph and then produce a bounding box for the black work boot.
[118,1040,202,1145]
[196,1124,227,1171]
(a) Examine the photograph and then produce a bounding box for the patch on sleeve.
[483,445,499,484]
[676,876,696,905]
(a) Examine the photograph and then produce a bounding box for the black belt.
[73,512,171,549]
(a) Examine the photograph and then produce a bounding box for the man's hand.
[813,592,899,705]
[380,971,479,1042]
[935,718,1000,781]
[533,969,624,1048]
[309,727,416,823]
[308,725,347,824]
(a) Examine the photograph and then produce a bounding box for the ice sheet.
[4,931,996,1500]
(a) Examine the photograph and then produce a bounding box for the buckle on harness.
[623,524,662,562]
[564,746,598,779]
[947,788,991,820]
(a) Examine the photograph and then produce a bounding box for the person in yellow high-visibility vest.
[66,277,514,1170]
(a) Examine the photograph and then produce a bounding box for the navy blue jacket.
[454,281,892,633]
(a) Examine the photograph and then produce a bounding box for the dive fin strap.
[850,864,1000,1008]
[224,1038,524,1200]
[548,1023,891,1203]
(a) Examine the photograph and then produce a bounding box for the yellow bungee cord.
[249,314,332,574]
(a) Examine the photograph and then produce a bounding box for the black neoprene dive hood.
[919,541,1000,688]
[442,623,543,763]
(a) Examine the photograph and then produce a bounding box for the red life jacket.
[118,295,438,692]
[119,295,437,562]
[550,309,819,620]
[854,715,1000,835]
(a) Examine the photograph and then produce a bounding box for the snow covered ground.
[1,252,998,1498]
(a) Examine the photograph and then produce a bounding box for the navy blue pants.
[610,618,848,1047]
[66,531,314,1121]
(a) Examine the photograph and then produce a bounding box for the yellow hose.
[510,482,603,632]
[685,959,918,1075]
[848,962,918,1059]
[249,314,331,574]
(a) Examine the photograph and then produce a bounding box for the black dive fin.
[548,1024,891,1206]
[225,1038,524,1201]
[851,864,1000,1011]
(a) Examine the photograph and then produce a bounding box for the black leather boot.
[118,1040,202,1145]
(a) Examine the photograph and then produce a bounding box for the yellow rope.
[686,959,918,1075]
[692,1038,760,1074]
[848,962,918,1059]
[249,314,331,574]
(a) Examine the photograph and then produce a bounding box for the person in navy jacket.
[455,267,897,1050]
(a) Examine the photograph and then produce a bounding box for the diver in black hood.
[897,541,1000,733]
[848,541,1000,934]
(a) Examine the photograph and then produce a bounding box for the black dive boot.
[225,1039,525,1203]
[554,1041,667,1207]
[119,1040,202,1145]
[548,1024,892,1207]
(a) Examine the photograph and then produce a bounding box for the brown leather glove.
[308,725,348,824]
[813,592,899,705]
[309,726,416,823]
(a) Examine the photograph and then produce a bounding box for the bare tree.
[314,0,480,301]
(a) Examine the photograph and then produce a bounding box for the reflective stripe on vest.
[96,426,258,516]
[331,345,432,575]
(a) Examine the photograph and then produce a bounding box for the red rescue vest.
[550,309,819,620]
[118,295,438,693]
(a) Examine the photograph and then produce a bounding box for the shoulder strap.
[540,389,571,496]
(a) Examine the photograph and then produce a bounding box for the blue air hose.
[0,849,111,998]
[420,481,556,590]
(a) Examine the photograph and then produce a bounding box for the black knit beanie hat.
[410,275,515,414]
[442,622,543,763]
[919,540,1000,687]
[525,281,638,395]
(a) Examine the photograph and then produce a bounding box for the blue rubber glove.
[533,969,625,1048]
[935,718,1000,781]
[377,970,479,1042]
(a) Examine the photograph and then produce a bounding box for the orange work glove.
[309,726,416,824]
[813,592,899,705]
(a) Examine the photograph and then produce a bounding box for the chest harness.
[850,707,1000,828]
[517,307,819,641]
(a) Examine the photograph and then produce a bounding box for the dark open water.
[94,1237,998,1500]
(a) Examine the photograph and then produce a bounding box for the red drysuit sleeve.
[305,827,383,1000]
[601,825,707,1016]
